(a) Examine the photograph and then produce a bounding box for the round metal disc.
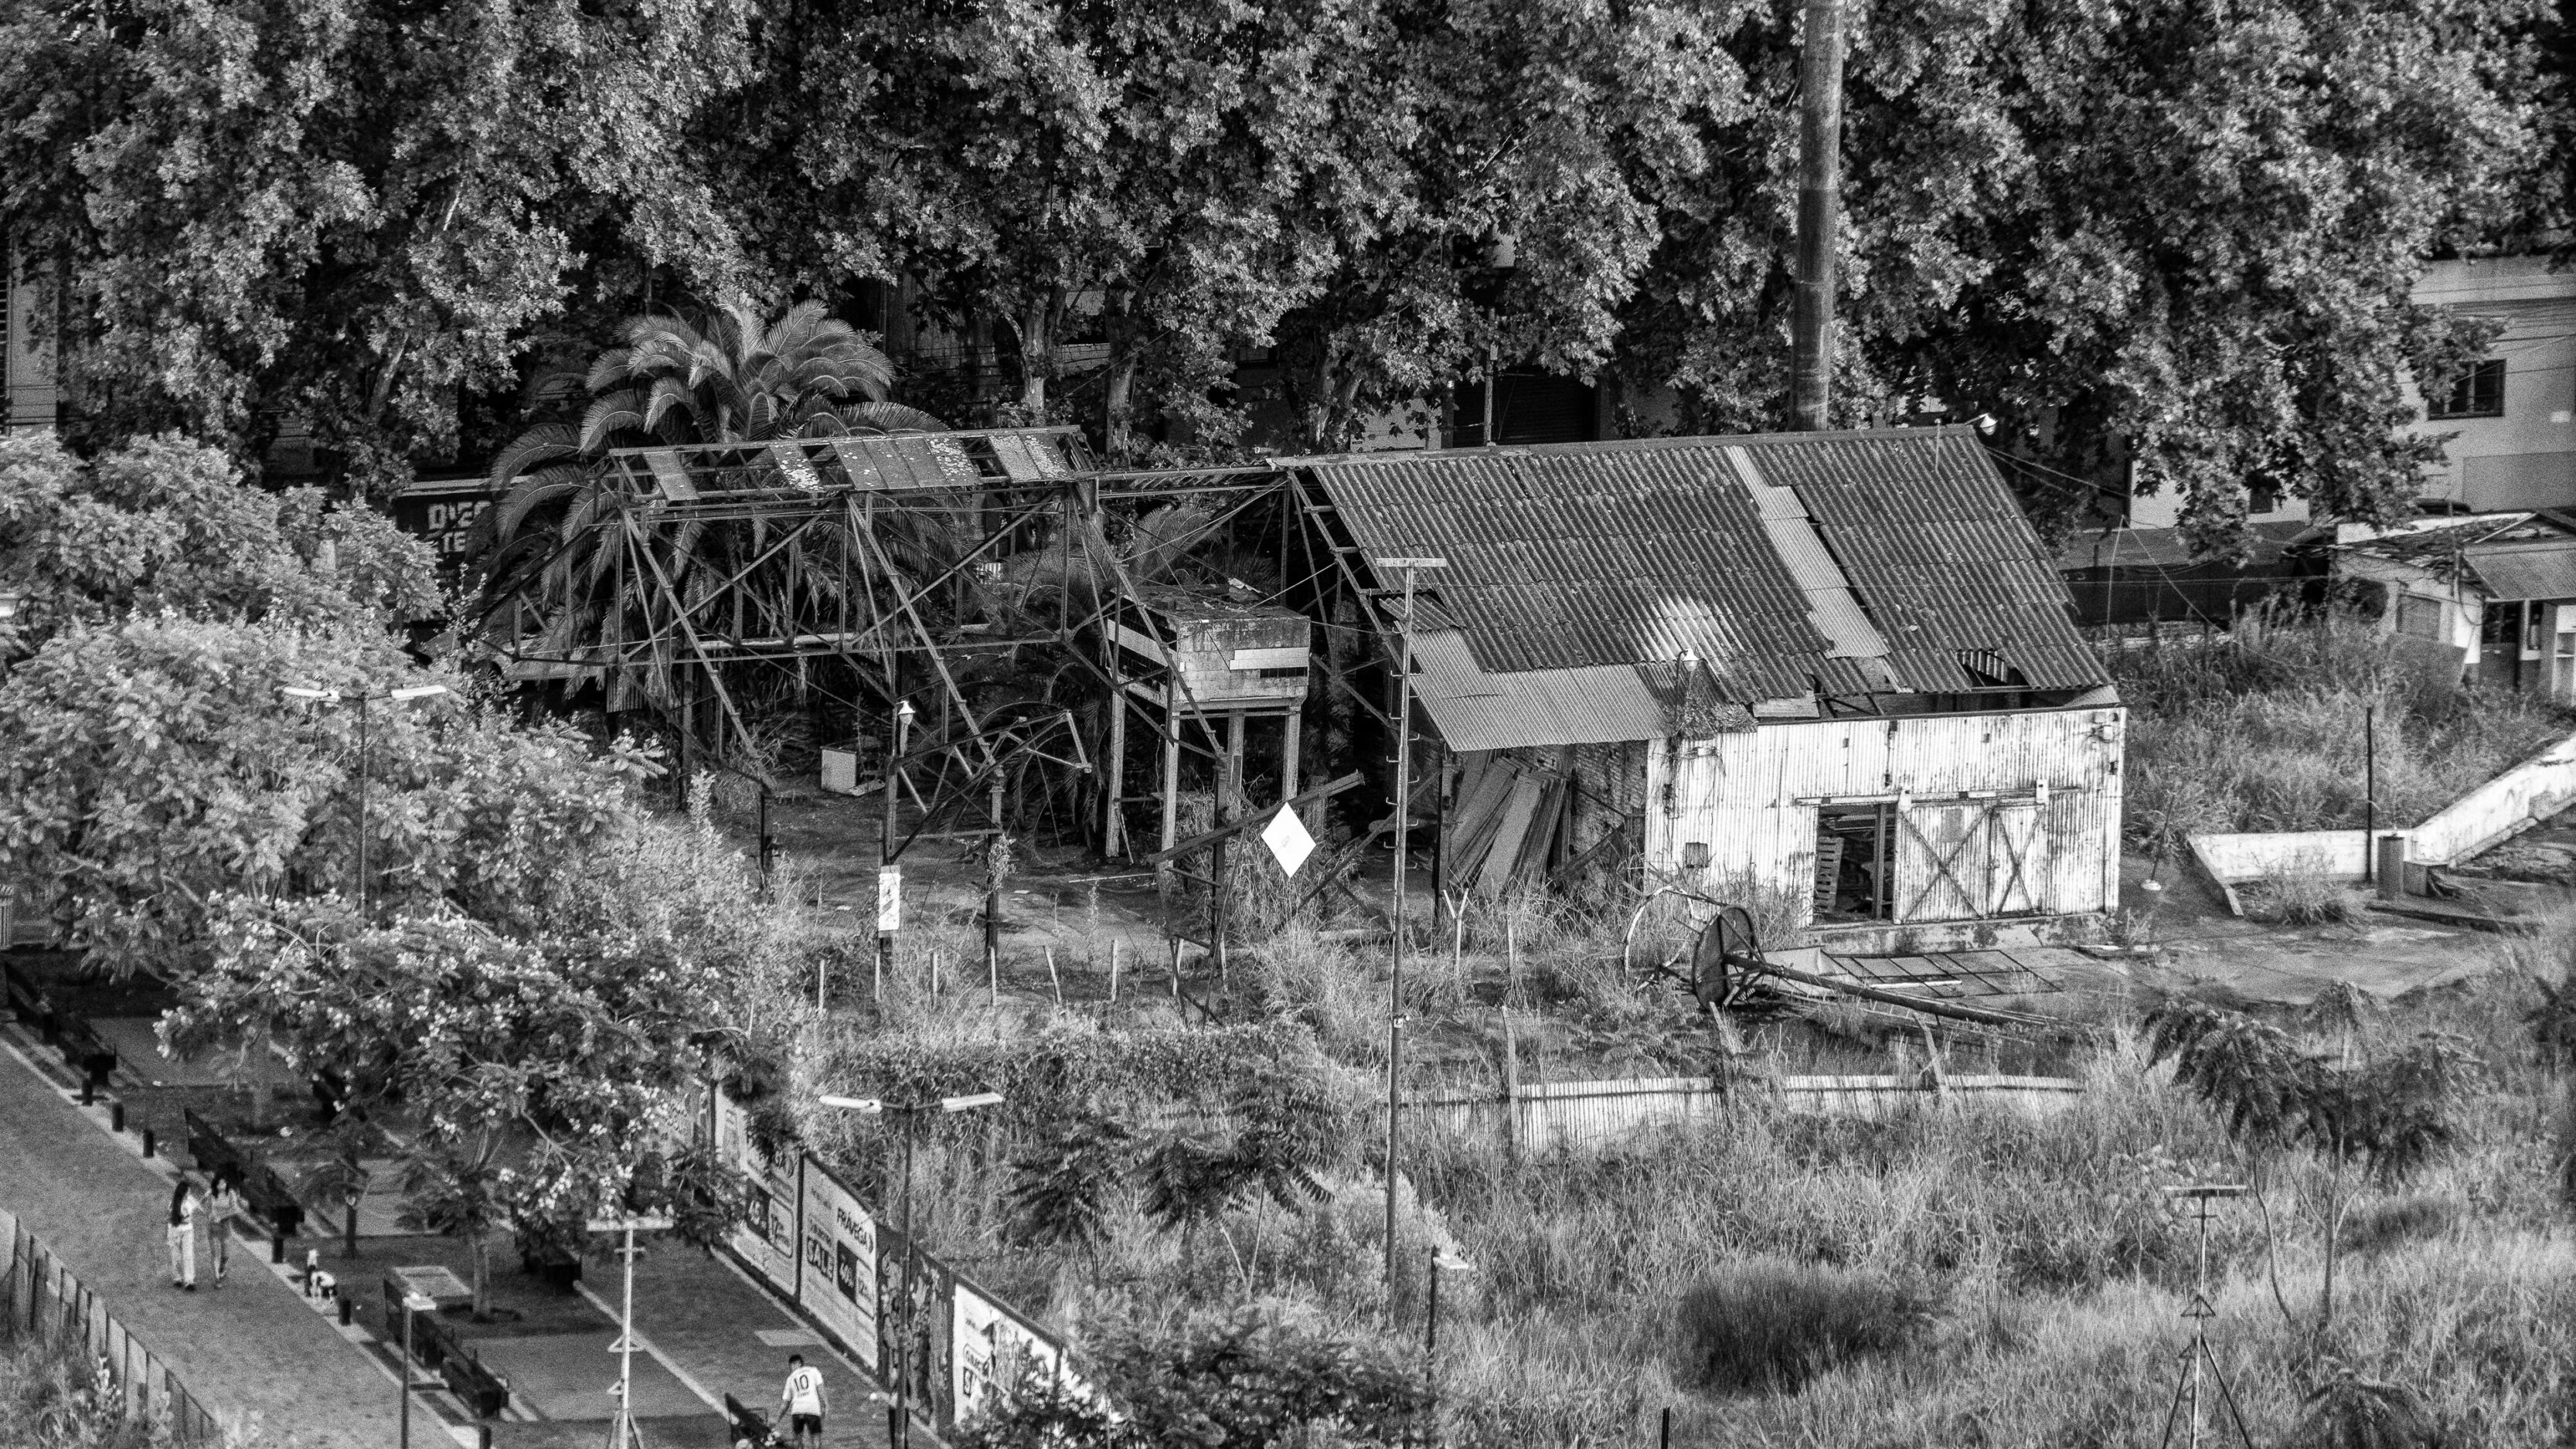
[1690,905,1760,1009]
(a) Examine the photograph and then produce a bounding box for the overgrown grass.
[0,1325,201,1449]
[2240,852,2360,925]
[1677,1259,1938,1393]
[2111,610,2573,849]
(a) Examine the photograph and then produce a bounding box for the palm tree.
[472,299,949,730]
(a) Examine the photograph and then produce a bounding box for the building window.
[2396,594,2444,641]
[2427,359,2505,420]
[2479,598,2523,654]
[1814,804,1892,922]
[2248,484,2277,515]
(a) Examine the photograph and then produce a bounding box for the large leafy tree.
[0,0,758,478]
[169,793,785,1315]
[0,431,437,661]
[1617,0,2555,551]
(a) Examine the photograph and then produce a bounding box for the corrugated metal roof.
[1409,631,1669,752]
[1302,428,2105,706]
[2465,539,2576,600]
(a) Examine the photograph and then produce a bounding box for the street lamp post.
[281,683,450,917]
[396,1288,437,1449]
[586,1212,675,1449]
[818,1090,1002,1449]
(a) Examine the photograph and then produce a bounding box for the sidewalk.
[609,1240,899,1449]
[0,1035,407,1449]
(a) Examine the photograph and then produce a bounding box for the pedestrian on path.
[205,1172,241,1287]
[778,1354,826,1449]
[166,1175,198,1291]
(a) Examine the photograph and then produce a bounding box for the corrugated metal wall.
[1641,706,2125,926]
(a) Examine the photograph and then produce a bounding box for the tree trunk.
[343,1189,362,1260]
[1018,286,1066,417]
[1103,286,1137,461]
[471,1230,492,1320]
[1104,357,1137,463]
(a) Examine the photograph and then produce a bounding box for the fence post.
[1500,1009,1522,1167]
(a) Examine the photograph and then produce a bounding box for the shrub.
[2336,1195,2458,1257]
[1675,1257,1938,1393]
[2243,854,2356,925]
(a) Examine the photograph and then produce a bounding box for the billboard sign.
[713,1090,801,1292]
[951,1274,1073,1430]
[797,1162,880,1372]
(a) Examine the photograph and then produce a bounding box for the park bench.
[182,1109,306,1239]
[51,1012,118,1097]
[723,1393,778,1446]
[382,1275,512,1420]
[1,958,53,1036]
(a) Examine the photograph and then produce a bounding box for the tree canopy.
[1,0,2560,543]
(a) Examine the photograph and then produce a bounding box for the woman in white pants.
[166,1177,198,1291]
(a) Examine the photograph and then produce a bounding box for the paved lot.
[0,1035,410,1449]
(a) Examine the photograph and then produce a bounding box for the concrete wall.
[2408,257,2576,512]
[1644,706,2125,928]
[2187,723,2576,910]
[1408,1073,2088,1155]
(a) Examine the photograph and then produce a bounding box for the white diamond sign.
[1260,807,1317,876]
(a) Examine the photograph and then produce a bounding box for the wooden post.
[1045,947,1062,1007]
[1108,940,1121,1004]
[1281,712,1302,811]
[1104,695,1128,858]
[1501,1009,1522,1166]
[1159,683,1182,874]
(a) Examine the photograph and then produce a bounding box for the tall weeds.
[2112,611,2572,847]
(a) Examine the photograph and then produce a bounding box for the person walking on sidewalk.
[165,1176,198,1291]
[778,1354,826,1449]
[204,1172,241,1287]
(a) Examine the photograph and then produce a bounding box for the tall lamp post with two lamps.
[817,1089,1002,1449]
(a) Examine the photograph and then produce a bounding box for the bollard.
[478,1425,493,1449]
[141,1128,155,1159]
[339,1294,355,1327]
[78,1074,94,1107]
[271,1233,286,1264]
[109,1101,124,1133]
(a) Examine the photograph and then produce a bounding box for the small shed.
[1293,427,2124,953]
[2326,511,2576,698]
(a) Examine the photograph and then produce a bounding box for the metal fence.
[1,1209,223,1444]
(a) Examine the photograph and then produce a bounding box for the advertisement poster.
[874,1228,954,1430]
[713,1090,802,1293]
[951,1275,1071,1429]
[796,1163,880,1372]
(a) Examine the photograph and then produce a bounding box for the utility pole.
[1789,0,1846,432]
[1374,556,1445,1303]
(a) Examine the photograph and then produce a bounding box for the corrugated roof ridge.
[1270,423,1980,468]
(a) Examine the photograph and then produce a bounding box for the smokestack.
[1789,0,1845,432]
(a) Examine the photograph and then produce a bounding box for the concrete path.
[0,1034,409,1449]
[604,1240,898,1449]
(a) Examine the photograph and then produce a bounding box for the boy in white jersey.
[778,1354,827,1447]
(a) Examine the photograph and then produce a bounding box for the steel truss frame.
[478,427,1360,862]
